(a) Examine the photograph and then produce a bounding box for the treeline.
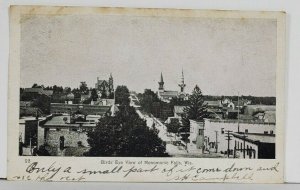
[203,95,276,105]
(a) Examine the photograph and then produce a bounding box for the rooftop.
[174,106,185,114]
[232,133,275,144]
[204,101,221,107]
[42,115,96,128]
[159,90,178,97]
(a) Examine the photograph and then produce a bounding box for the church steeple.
[178,69,186,93]
[158,72,164,92]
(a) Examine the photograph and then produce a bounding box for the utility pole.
[215,131,219,153]
[242,133,248,159]
[237,92,240,133]
[225,130,233,158]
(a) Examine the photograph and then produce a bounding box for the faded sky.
[21,15,277,96]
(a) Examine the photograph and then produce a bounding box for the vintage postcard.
[7,6,285,183]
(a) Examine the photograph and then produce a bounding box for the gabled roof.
[23,88,44,94]
[23,88,53,97]
[232,133,275,144]
[159,90,178,97]
[253,111,276,123]
[93,99,115,106]
[204,101,221,107]
[97,80,108,86]
[43,90,53,96]
[232,100,247,107]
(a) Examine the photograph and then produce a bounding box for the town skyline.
[20,72,276,98]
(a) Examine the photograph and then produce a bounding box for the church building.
[95,73,114,99]
[157,70,188,102]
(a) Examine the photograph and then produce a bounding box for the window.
[199,129,203,135]
[270,130,274,135]
[247,145,249,155]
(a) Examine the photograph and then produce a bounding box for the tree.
[64,87,72,94]
[86,106,168,157]
[166,119,181,134]
[31,94,51,114]
[52,85,63,94]
[32,83,44,88]
[100,86,108,99]
[115,85,130,106]
[183,85,208,122]
[179,115,191,148]
[91,88,98,101]
[79,82,89,95]
[139,89,160,114]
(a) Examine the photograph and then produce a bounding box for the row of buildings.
[165,104,276,159]
[19,75,117,156]
[158,70,276,159]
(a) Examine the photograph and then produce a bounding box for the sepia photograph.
[17,8,278,159]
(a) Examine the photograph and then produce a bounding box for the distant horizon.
[21,15,277,97]
[20,81,276,98]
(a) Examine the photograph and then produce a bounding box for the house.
[253,110,276,123]
[164,117,181,125]
[232,133,275,159]
[91,99,115,106]
[189,120,205,150]
[202,118,275,156]
[80,93,91,102]
[204,101,223,119]
[204,101,222,109]
[21,88,53,100]
[173,106,185,118]
[243,105,276,116]
[43,90,54,97]
[19,101,43,117]
[39,115,96,153]
[95,74,114,98]
[233,99,251,109]
[50,103,111,115]
[226,110,239,119]
[85,115,101,123]
[33,103,119,156]
[158,90,178,103]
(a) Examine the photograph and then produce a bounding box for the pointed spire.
[160,72,164,83]
[158,72,164,91]
[178,69,186,93]
[181,68,184,83]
